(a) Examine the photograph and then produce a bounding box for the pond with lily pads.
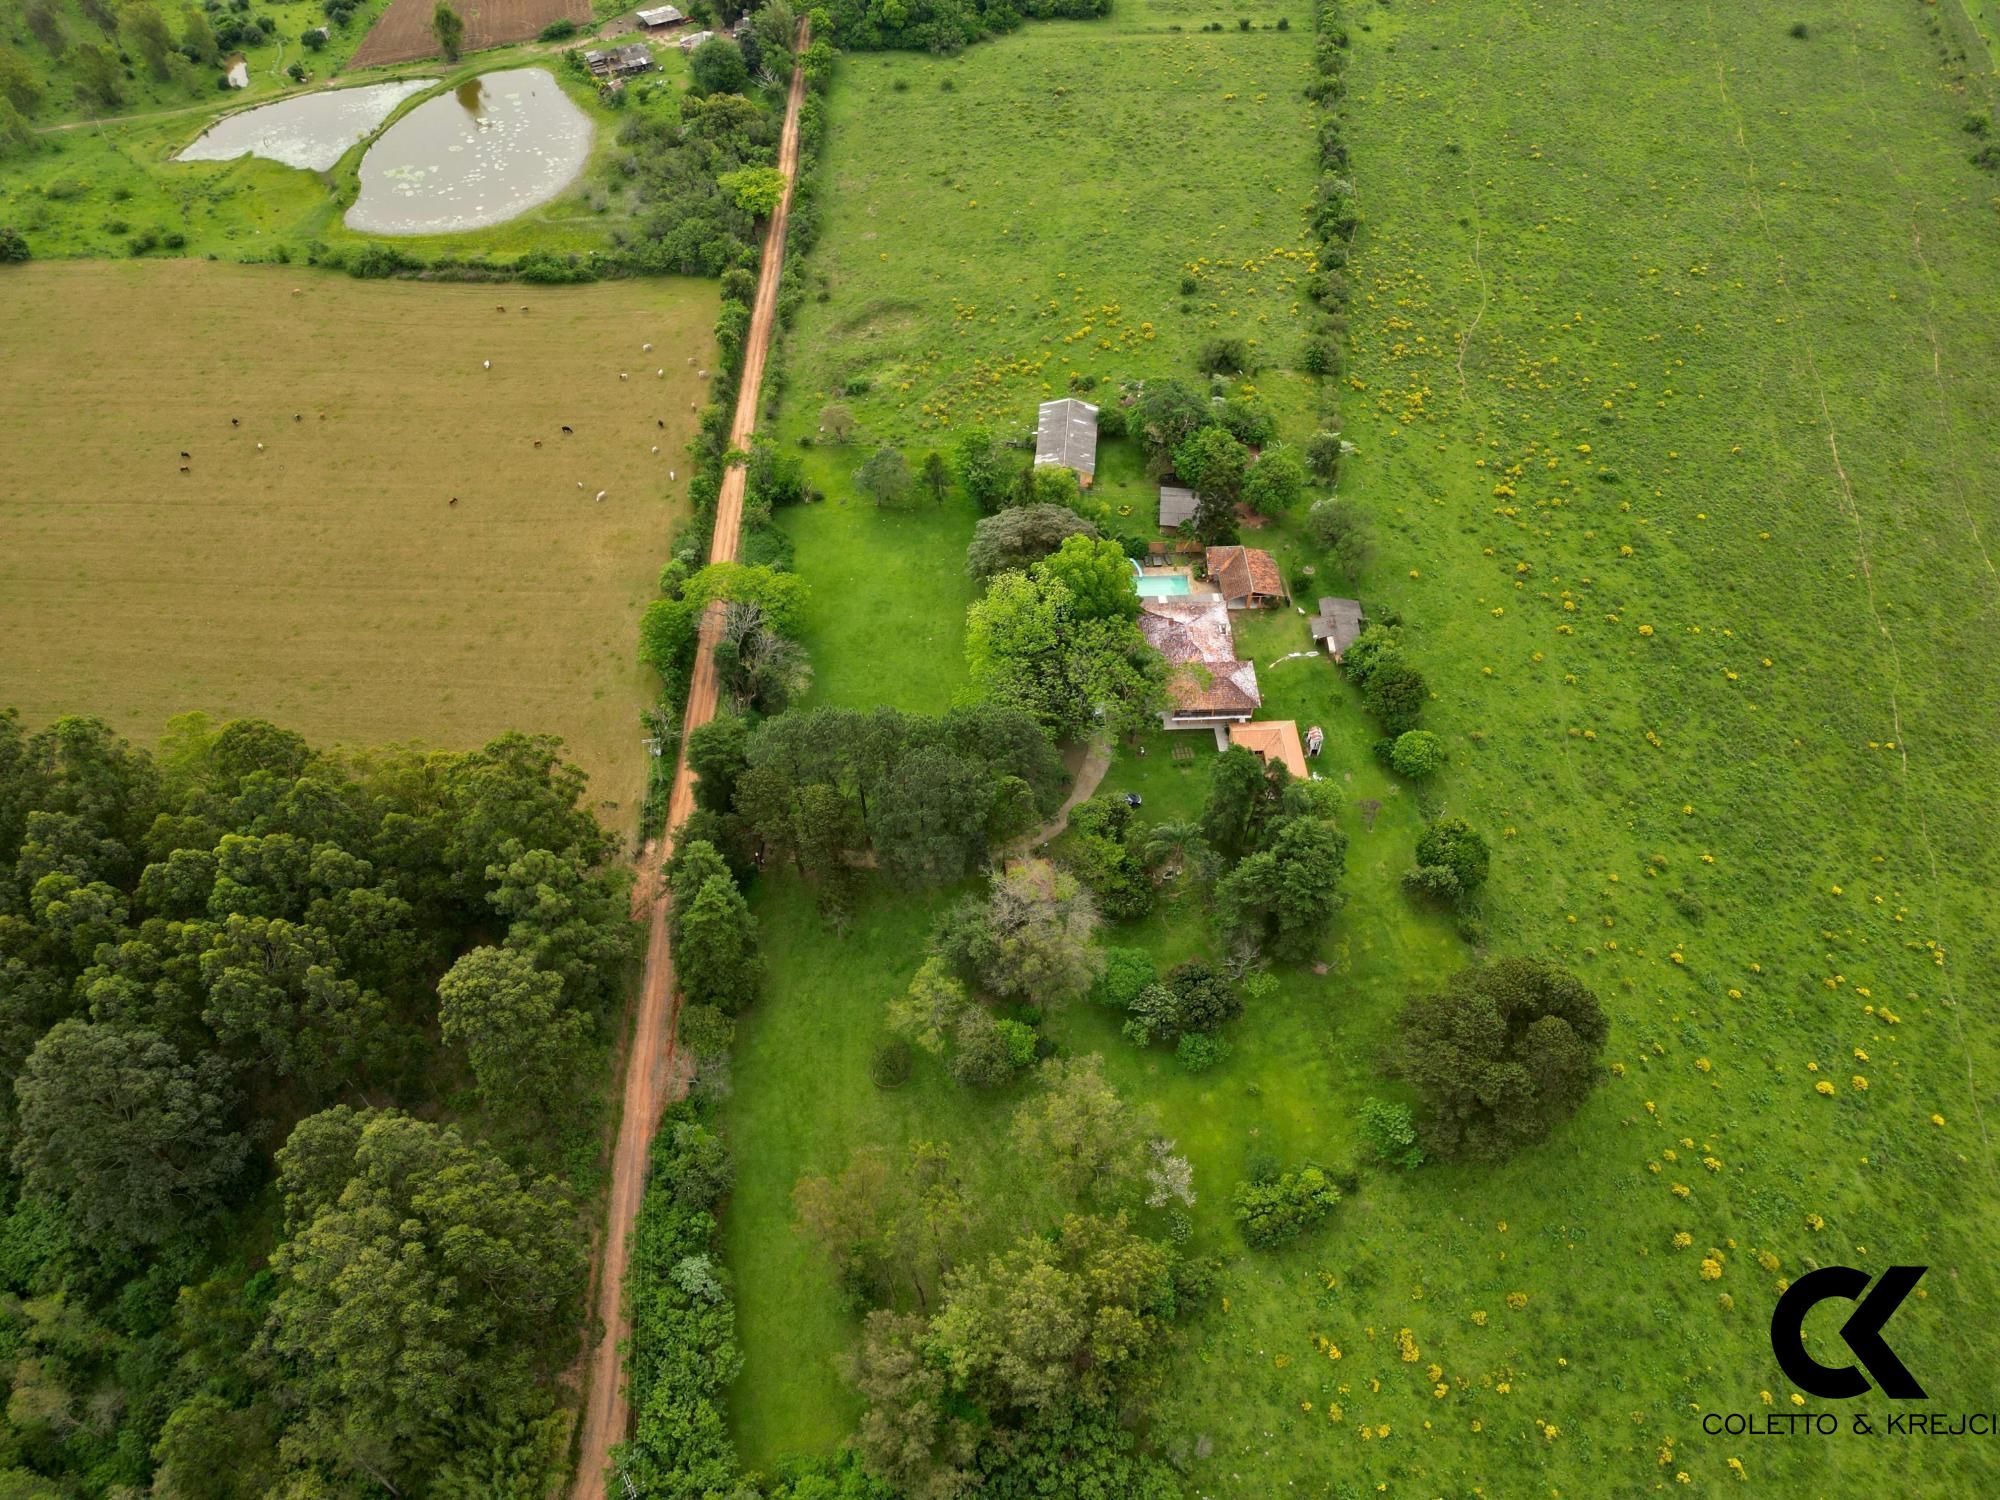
[345,70,594,236]
[177,80,437,172]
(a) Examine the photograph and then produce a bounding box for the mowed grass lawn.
[0,260,714,826]
[733,1,2000,1494]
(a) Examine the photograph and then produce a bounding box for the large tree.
[266,1108,584,1493]
[1035,534,1138,621]
[930,1213,1170,1412]
[1394,958,1608,1161]
[1214,814,1347,962]
[855,446,914,508]
[953,427,1017,513]
[674,873,760,1014]
[12,1019,246,1248]
[965,505,1096,580]
[1009,1055,1148,1205]
[965,572,1163,743]
[936,859,1101,1008]
[1173,425,1248,507]
[432,1,463,61]
[437,946,587,1119]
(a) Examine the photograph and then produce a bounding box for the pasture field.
[1,0,393,127]
[0,49,678,265]
[0,259,715,826]
[350,0,590,69]
[727,0,2000,1493]
[769,0,1320,479]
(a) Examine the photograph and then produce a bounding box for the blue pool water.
[1136,573,1192,598]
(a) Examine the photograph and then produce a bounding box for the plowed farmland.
[349,0,590,69]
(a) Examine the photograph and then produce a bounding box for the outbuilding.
[1308,596,1365,659]
[636,5,687,28]
[1205,545,1284,609]
[1034,397,1099,486]
[584,43,656,78]
[1158,484,1200,531]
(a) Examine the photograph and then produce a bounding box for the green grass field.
[1,45,693,265]
[2,0,394,127]
[728,0,2000,1492]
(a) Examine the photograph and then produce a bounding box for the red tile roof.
[1206,545,1284,601]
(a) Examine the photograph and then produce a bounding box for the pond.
[177,80,436,172]
[344,69,594,237]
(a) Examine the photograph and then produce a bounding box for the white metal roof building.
[1034,397,1099,484]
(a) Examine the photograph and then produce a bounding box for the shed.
[1158,485,1200,530]
[1034,398,1099,485]
[585,43,656,77]
[677,28,717,51]
[1205,545,1284,609]
[636,5,687,27]
[1308,596,1365,659]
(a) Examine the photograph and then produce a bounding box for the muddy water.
[177,80,435,171]
[344,69,594,237]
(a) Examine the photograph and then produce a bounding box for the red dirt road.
[570,26,812,1500]
[348,0,589,70]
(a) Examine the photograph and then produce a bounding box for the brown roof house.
[1205,545,1284,609]
[1034,398,1099,486]
[1308,597,1365,660]
[1139,595,1260,729]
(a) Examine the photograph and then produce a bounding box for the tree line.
[0,710,637,1497]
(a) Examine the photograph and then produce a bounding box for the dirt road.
[570,25,812,1500]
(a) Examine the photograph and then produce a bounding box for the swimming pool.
[1136,573,1193,598]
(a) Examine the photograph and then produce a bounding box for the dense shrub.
[1359,1098,1424,1170]
[621,1102,741,1497]
[1232,1164,1340,1247]
[1389,729,1443,779]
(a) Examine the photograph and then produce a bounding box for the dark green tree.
[689,35,750,94]
[1214,816,1347,961]
[432,1,464,60]
[675,873,759,1014]
[266,1107,585,1493]
[12,1019,246,1248]
[919,449,950,505]
[1393,958,1608,1161]
[966,504,1096,579]
[437,946,587,1119]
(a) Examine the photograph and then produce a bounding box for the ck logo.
[1770,1265,1927,1399]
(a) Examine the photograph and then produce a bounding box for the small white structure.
[677,28,717,52]
[224,55,249,89]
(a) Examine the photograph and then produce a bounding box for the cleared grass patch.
[0,259,714,824]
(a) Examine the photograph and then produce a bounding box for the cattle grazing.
[179,450,190,460]
[179,465,190,475]
[450,497,459,507]
[561,425,574,435]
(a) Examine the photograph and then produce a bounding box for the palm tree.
[1143,820,1213,887]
